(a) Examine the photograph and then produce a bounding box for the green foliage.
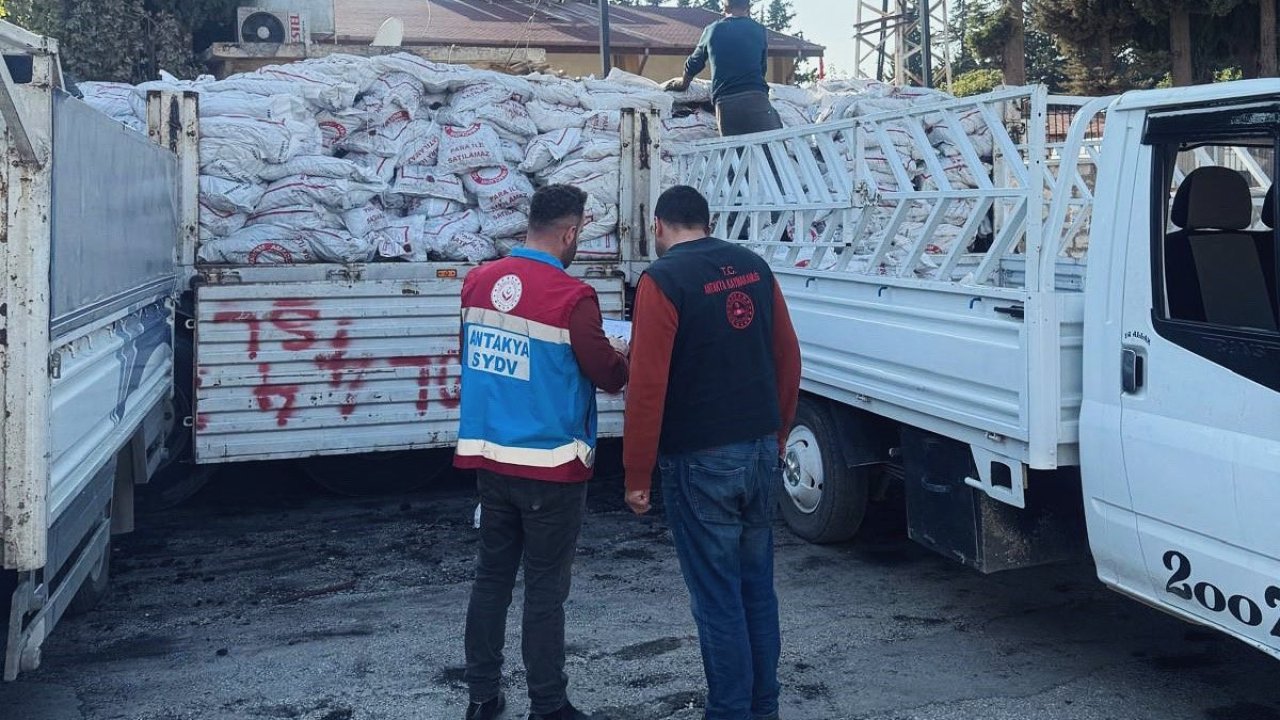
[1215,66,1244,82]
[1130,0,1244,23]
[9,0,238,83]
[952,68,1004,95]
[950,1,1066,91]
[764,0,794,32]
[1032,0,1161,93]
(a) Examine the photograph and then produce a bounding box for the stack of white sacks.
[82,57,994,273]
[81,55,672,265]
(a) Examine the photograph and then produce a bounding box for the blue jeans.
[659,435,782,720]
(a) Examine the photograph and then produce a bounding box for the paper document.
[602,318,632,342]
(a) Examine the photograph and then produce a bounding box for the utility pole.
[854,0,953,90]
[600,0,613,77]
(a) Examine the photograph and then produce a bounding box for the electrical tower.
[854,0,953,90]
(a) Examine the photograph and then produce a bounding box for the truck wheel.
[301,449,451,497]
[66,538,111,617]
[779,397,869,544]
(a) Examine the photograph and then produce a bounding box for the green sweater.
[684,16,770,104]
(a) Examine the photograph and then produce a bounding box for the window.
[1145,105,1280,392]
[1159,142,1277,331]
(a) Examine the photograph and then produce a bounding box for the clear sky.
[790,0,857,79]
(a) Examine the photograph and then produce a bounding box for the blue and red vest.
[454,247,599,482]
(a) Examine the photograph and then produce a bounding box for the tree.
[1131,0,1245,86]
[1001,0,1026,85]
[674,0,723,9]
[9,0,238,83]
[958,1,1064,90]
[952,68,1003,95]
[764,0,795,32]
[1262,0,1278,76]
[1033,0,1152,94]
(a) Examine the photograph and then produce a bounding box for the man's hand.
[626,489,651,515]
[608,336,630,357]
[662,77,689,92]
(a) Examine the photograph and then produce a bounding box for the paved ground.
[3,442,1279,720]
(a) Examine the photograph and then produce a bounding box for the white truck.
[0,18,664,673]
[670,83,1280,659]
[152,100,658,497]
[0,24,184,679]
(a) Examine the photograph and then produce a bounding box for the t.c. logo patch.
[490,274,523,312]
[726,291,755,330]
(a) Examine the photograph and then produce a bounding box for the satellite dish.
[372,17,404,47]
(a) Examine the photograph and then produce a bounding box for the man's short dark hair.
[726,0,751,10]
[655,185,711,230]
[528,184,588,233]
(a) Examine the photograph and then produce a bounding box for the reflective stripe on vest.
[455,438,595,468]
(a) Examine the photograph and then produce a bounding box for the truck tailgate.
[193,263,624,463]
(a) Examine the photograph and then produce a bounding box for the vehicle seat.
[1165,167,1278,331]
[1255,184,1279,325]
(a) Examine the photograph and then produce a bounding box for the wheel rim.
[784,425,824,514]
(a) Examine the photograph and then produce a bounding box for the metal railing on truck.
[671,86,1112,496]
[675,86,1110,293]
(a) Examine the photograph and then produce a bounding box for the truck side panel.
[47,90,178,523]
[48,301,173,520]
[778,269,1084,467]
[193,264,625,462]
[50,91,177,335]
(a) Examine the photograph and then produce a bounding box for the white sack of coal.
[199,224,374,265]
[462,166,535,212]
[393,167,468,203]
[436,123,506,174]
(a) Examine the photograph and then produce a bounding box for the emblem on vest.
[726,291,755,330]
[491,274,523,312]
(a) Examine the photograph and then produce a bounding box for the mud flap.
[901,428,1087,573]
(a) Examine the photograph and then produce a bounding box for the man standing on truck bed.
[622,185,802,720]
[456,184,629,720]
[664,0,784,136]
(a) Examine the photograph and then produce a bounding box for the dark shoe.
[465,691,506,720]
[528,700,592,720]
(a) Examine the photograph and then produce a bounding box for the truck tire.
[66,538,111,617]
[301,449,451,496]
[779,397,869,544]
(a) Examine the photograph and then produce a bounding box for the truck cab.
[1081,82,1280,658]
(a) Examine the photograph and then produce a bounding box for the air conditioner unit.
[237,7,308,44]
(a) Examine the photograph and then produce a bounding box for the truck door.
[1119,103,1280,657]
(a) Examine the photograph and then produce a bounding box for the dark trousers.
[659,435,782,720]
[715,91,784,137]
[716,91,787,239]
[464,470,587,714]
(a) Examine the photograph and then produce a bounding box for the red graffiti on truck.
[388,351,461,414]
[202,299,461,429]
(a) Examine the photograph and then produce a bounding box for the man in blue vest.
[457,185,629,720]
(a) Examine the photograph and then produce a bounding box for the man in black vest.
[622,186,801,720]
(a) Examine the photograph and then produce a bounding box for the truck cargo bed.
[193,262,624,463]
[673,88,1111,476]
